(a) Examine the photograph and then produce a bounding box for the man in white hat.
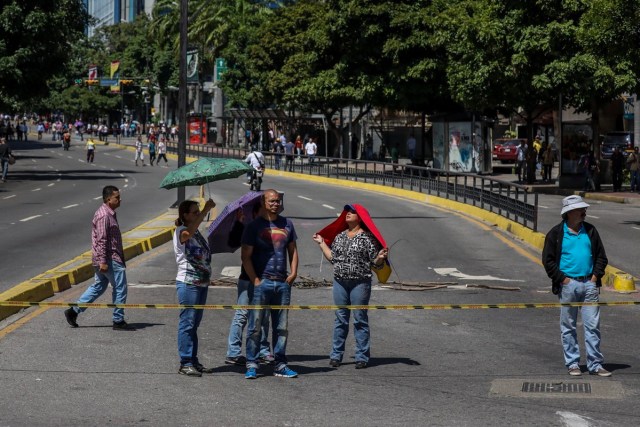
[542,195,610,376]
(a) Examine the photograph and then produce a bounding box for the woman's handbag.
[7,154,15,165]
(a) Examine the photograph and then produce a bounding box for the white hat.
[561,195,590,215]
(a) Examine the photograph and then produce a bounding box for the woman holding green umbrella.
[173,197,216,377]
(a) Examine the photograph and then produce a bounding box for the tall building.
[86,0,153,37]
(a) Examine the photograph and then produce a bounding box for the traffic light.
[85,79,99,85]
[120,79,134,85]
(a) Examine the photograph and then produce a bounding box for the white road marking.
[20,215,42,222]
[587,215,599,219]
[47,165,54,169]
[115,155,122,159]
[119,173,124,177]
[67,156,72,159]
[538,205,549,209]
[78,159,85,163]
[124,184,128,188]
[322,204,335,209]
[62,204,78,209]
[124,179,129,183]
[93,196,102,200]
[3,195,16,199]
[632,227,640,231]
[433,267,524,282]
[48,183,54,187]
[221,266,241,278]
[31,159,37,163]
[31,188,41,192]
[556,411,595,427]
[298,196,312,201]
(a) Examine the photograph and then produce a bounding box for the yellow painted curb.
[0,280,54,319]
[268,169,637,292]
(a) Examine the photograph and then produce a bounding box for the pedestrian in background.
[542,195,610,377]
[0,137,13,183]
[313,204,388,369]
[241,189,299,379]
[64,186,134,330]
[580,150,598,191]
[406,133,416,160]
[610,146,625,192]
[515,140,528,183]
[157,137,168,166]
[542,141,554,182]
[284,138,295,171]
[272,137,283,170]
[626,147,639,192]
[86,139,95,163]
[294,135,303,160]
[304,137,317,164]
[148,139,156,166]
[173,198,216,377]
[134,136,146,166]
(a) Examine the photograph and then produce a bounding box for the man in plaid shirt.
[64,186,134,330]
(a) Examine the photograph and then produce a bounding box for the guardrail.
[167,142,538,231]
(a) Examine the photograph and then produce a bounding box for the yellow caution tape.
[0,301,639,310]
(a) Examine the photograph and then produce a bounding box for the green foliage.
[0,0,89,110]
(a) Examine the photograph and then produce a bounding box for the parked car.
[493,138,526,163]
[601,131,634,159]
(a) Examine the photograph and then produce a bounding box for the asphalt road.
[1,166,640,425]
[0,137,198,291]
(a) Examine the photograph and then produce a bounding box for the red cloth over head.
[316,204,387,248]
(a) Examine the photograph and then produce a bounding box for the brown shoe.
[590,367,612,377]
[568,366,582,376]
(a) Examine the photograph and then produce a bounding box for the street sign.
[215,57,227,81]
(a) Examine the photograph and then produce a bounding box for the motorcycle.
[250,167,263,191]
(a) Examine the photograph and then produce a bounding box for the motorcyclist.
[244,149,265,183]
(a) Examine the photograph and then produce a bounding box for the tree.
[0,0,89,110]
[544,0,640,155]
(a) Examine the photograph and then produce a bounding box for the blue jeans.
[331,278,371,363]
[246,279,291,369]
[631,170,640,191]
[227,279,271,358]
[176,281,209,366]
[74,260,127,322]
[1,158,8,181]
[559,279,604,372]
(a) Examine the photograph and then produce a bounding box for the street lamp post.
[176,0,188,205]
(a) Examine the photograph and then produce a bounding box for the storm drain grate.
[522,382,591,394]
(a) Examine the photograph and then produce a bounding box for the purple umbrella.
[207,191,285,254]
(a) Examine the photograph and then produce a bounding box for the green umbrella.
[159,157,252,190]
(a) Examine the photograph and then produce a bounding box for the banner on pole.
[88,66,98,80]
[187,50,199,83]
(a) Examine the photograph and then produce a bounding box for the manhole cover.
[522,382,591,394]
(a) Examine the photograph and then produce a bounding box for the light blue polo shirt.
[559,222,593,277]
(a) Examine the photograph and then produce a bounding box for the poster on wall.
[448,122,479,173]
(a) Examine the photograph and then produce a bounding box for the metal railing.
[167,142,538,231]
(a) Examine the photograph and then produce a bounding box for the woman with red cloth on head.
[312,204,389,369]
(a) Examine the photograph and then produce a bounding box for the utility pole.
[176,0,188,205]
